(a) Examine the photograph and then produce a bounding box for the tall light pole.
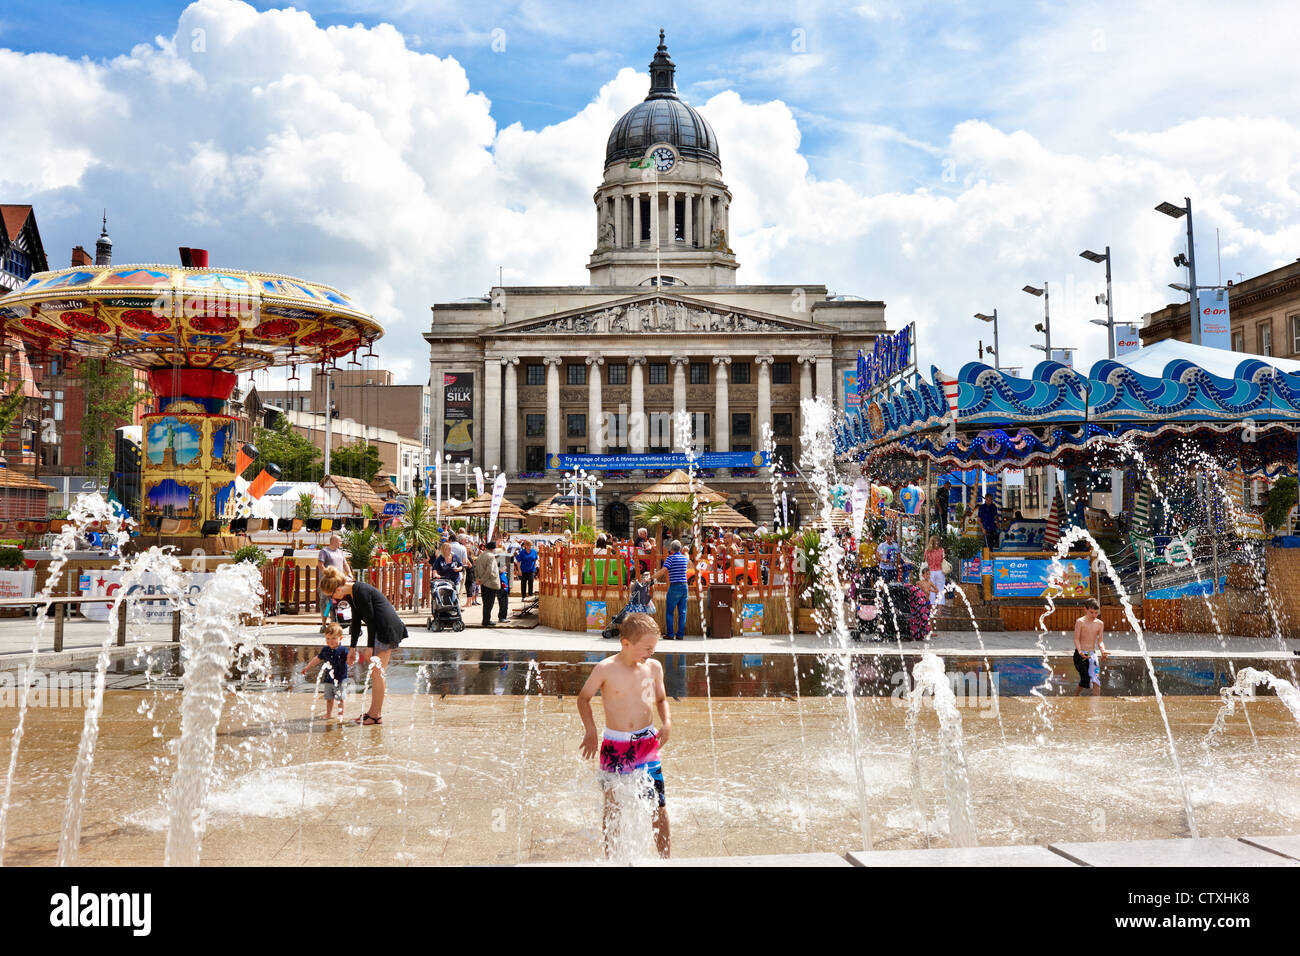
[974,310,1000,369]
[1156,198,1198,344]
[1080,247,1115,358]
[1023,283,1050,357]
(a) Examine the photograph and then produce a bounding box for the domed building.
[425,34,893,529]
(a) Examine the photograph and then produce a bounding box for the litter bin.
[708,583,734,638]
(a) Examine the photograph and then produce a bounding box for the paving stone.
[1238,834,1300,861]
[847,844,1078,867]
[1048,837,1299,867]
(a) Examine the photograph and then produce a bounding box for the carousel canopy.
[0,264,381,373]
[628,469,729,504]
[840,344,1300,477]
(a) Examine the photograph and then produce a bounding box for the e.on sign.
[1198,288,1231,350]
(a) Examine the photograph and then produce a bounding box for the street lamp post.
[1023,283,1051,356]
[1080,247,1115,358]
[974,310,1000,369]
[1156,198,1199,344]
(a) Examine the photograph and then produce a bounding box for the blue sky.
[2,0,1298,386]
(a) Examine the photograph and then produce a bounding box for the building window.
[567,364,587,386]
[691,412,710,441]
[526,364,545,386]
[567,444,586,454]
[1233,329,1245,352]
[608,364,628,385]
[647,412,671,448]
[1291,316,1300,355]
[773,362,792,384]
[734,444,752,453]
[603,411,627,446]
[731,362,751,385]
[690,363,710,385]
[42,390,64,421]
[1027,476,1040,509]
[773,412,793,437]
[525,413,545,437]
[732,413,751,437]
[774,444,793,470]
[1259,323,1273,356]
[526,446,546,471]
[567,413,586,438]
[649,363,668,385]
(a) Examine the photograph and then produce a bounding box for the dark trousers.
[984,529,1000,551]
[519,572,535,597]
[482,586,507,625]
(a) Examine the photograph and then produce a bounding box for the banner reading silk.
[443,372,474,463]
[548,451,769,471]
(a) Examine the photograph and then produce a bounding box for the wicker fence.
[261,554,431,618]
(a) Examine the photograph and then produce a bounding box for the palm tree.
[636,499,696,543]
[400,493,440,557]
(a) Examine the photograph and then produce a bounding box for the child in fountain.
[576,612,671,858]
[301,623,349,720]
[1073,598,1109,696]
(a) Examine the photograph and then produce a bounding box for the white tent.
[1114,339,1300,378]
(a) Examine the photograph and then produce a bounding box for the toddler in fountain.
[302,623,350,720]
[576,612,672,858]
[1073,598,1109,696]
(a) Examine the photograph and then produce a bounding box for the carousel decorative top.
[0,264,381,372]
[840,351,1300,476]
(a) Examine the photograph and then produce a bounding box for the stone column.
[483,356,502,472]
[713,356,731,476]
[650,187,660,250]
[502,357,519,476]
[702,193,712,247]
[816,355,833,405]
[797,353,815,460]
[685,192,694,247]
[613,193,623,248]
[755,354,773,462]
[586,355,605,455]
[632,193,641,248]
[667,191,677,244]
[671,355,689,450]
[544,356,562,472]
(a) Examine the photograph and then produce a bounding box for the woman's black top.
[348,581,408,649]
[432,554,462,587]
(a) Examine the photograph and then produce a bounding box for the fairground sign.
[857,322,916,397]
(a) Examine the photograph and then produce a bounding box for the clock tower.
[587,32,739,287]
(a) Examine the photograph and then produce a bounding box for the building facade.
[1140,257,1300,358]
[424,35,889,529]
[258,367,430,457]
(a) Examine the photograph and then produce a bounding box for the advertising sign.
[858,322,915,395]
[443,371,474,463]
[585,601,607,634]
[741,603,764,635]
[992,557,1090,598]
[1198,288,1231,350]
[549,451,769,471]
[80,571,216,622]
[843,370,861,417]
[1114,323,1141,356]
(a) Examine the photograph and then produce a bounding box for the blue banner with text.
[548,451,770,471]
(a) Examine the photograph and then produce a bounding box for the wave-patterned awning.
[837,354,1300,474]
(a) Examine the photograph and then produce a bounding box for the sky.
[2,0,1299,389]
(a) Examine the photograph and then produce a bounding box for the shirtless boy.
[1073,598,1109,696]
[576,612,672,858]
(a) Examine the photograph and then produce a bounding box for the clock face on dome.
[650,147,676,172]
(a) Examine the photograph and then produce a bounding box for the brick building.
[258,368,429,458]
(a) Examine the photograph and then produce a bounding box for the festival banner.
[1198,288,1231,350]
[548,451,769,471]
[443,372,474,463]
[487,472,508,542]
[0,569,33,600]
[474,466,484,497]
[80,571,216,622]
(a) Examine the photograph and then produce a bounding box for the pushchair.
[427,577,466,632]
[601,574,655,639]
[876,582,931,642]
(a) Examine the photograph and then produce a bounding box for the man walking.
[653,539,690,640]
[475,540,508,627]
[978,492,1000,551]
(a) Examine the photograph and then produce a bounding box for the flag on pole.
[1043,487,1065,551]
[1132,480,1150,536]
[850,476,870,542]
[487,473,508,543]
[474,466,485,497]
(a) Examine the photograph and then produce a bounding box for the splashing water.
[906,653,979,848]
[164,561,263,866]
[1050,525,1199,838]
[1207,668,1300,746]
[0,493,131,866]
[801,396,873,851]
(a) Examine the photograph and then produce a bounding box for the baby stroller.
[601,574,655,639]
[427,578,465,632]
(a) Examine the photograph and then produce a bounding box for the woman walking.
[319,567,408,725]
[924,535,948,607]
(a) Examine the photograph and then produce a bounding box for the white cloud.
[2,0,1299,394]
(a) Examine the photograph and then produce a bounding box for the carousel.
[0,259,381,549]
